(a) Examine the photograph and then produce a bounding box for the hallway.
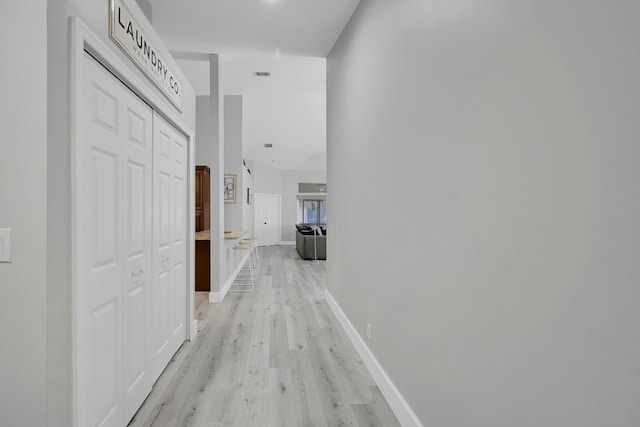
[129,246,400,427]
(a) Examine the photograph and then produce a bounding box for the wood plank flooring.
[129,245,400,427]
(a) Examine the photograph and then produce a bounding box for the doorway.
[254,193,281,246]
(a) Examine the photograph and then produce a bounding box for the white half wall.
[327,1,640,426]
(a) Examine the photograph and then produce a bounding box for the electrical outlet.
[366,322,371,341]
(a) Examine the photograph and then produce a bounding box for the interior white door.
[254,193,281,246]
[152,113,188,382]
[122,82,154,421]
[78,52,153,427]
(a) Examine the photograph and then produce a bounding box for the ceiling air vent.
[299,183,327,193]
[254,72,271,77]
[264,143,273,148]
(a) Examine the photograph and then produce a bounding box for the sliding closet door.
[152,113,188,382]
[78,52,153,427]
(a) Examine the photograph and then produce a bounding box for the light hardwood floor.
[129,245,400,427]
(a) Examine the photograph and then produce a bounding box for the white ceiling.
[147,0,360,171]
[147,0,360,58]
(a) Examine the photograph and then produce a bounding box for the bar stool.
[242,237,260,269]
[229,242,256,292]
[244,240,259,285]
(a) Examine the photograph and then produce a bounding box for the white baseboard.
[325,290,424,427]
[209,250,250,303]
[280,240,296,246]
[209,288,225,304]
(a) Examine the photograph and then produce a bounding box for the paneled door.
[121,78,154,422]
[77,52,153,427]
[152,113,188,382]
[254,193,282,246]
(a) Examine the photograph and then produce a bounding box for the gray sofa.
[295,225,326,260]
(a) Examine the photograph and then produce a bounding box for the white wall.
[195,55,226,298]
[224,95,244,230]
[327,1,640,426]
[243,167,254,236]
[196,94,225,297]
[47,0,72,423]
[243,93,327,171]
[135,0,152,22]
[196,96,214,166]
[0,2,47,426]
[252,162,284,195]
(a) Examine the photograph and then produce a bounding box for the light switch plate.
[0,228,11,263]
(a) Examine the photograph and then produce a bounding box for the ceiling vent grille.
[299,183,327,193]
[254,72,271,77]
[264,143,273,148]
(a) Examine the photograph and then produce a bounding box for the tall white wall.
[47,0,72,423]
[327,1,640,426]
[0,2,48,426]
[196,96,213,166]
[252,162,284,195]
[134,0,152,22]
[195,54,225,296]
[224,95,244,230]
[243,168,254,236]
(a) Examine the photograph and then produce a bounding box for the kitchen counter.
[195,229,248,241]
[224,229,248,240]
[195,229,211,241]
[194,228,254,298]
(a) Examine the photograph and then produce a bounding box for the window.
[298,199,327,227]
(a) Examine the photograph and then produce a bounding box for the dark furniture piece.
[195,239,210,291]
[195,166,211,291]
[295,224,326,260]
[195,166,210,232]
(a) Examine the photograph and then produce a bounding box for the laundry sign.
[109,0,182,111]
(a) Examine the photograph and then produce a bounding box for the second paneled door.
[254,193,282,246]
[152,113,188,383]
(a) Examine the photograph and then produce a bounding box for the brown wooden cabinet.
[195,166,211,291]
[195,166,210,232]
[195,239,210,291]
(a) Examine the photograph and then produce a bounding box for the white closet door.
[151,113,187,382]
[78,53,153,427]
[168,116,188,355]
[122,90,154,420]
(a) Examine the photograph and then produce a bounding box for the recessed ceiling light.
[254,71,271,77]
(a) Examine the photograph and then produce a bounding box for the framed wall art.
[224,174,237,203]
